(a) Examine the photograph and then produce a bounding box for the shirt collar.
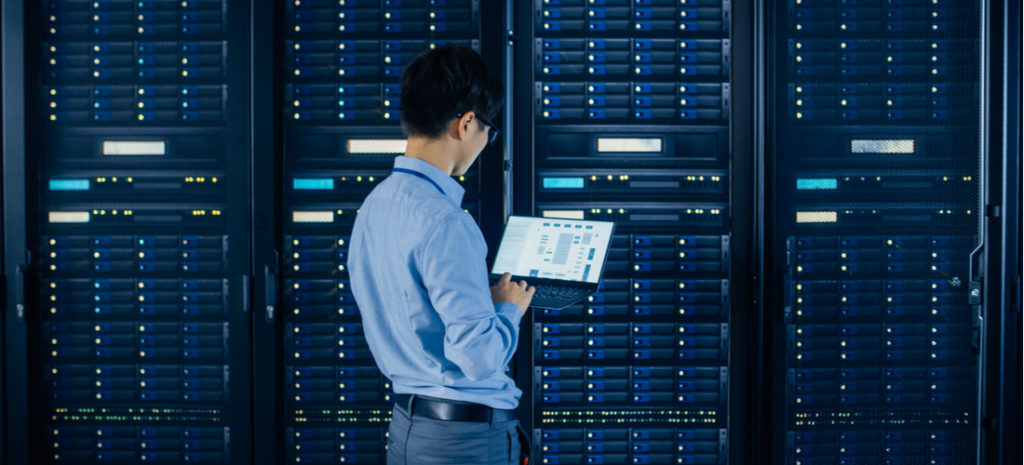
[393,155,466,205]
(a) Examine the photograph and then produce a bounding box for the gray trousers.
[387,403,521,465]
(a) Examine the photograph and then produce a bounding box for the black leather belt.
[395,394,517,423]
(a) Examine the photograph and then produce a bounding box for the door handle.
[264,250,279,323]
[14,263,26,320]
[968,241,983,305]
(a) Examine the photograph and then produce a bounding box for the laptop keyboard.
[489,279,589,308]
[534,285,586,300]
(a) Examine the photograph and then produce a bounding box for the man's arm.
[416,211,522,381]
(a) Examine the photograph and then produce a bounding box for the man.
[347,45,535,465]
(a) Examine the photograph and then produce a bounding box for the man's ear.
[452,112,475,141]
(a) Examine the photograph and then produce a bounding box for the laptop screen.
[490,216,615,284]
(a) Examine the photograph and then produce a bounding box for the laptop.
[489,216,616,310]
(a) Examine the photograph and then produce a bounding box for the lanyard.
[391,168,446,196]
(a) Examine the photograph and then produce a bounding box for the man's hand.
[491,272,535,316]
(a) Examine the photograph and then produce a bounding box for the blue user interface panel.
[491,216,615,284]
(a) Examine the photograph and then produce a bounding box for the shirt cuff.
[494,301,523,328]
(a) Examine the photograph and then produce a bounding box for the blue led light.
[542,177,585,189]
[293,178,335,190]
[796,178,838,190]
[49,179,91,191]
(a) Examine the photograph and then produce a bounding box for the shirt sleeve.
[415,210,522,381]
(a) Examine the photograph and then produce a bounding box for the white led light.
[347,139,407,154]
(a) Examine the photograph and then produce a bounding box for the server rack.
[3,0,253,463]
[514,1,742,463]
[764,1,985,464]
[270,1,506,463]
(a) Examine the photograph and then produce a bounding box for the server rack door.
[250,0,281,464]
[275,2,505,463]
[0,4,7,461]
[996,0,1022,461]
[1,1,26,462]
[765,1,984,464]
[517,1,736,463]
[4,0,254,463]
[980,0,1022,462]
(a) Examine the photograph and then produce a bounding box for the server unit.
[516,1,736,463]
[273,1,504,463]
[766,0,983,463]
[2,0,253,463]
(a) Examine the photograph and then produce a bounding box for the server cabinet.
[2,0,253,463]
[267,1,507,464]
[514,1,744,463]
[764,1,984,464]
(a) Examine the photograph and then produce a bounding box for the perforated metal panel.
[279,1,489,462]
[21,0,252,462]
[526,1,733,463]
[768,1,982,463]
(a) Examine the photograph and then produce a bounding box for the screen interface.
[491,216,614,284]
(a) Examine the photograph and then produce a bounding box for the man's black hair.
[400,45,503,139]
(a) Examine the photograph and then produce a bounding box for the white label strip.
[102,140,166,156]
[48,211,91,223]
[596,137,663,153]
[292,211,335,223]
[795,211,838,223]
[347,139,407,154]
[541,210,586,220]
[850,139,915,154]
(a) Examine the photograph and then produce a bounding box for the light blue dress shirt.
[347,155,523,409]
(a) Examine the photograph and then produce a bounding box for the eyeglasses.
[455,113,501,146]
